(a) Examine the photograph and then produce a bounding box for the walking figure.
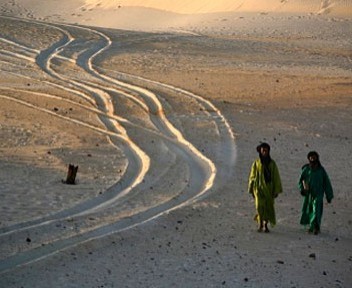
[248,143,283,232]
[298,151,333,235]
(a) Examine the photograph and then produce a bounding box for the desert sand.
[0,1,352,287]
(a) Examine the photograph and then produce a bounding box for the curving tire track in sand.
[0,19,211,230]
[0,16,151,233]
[0,17,236,273]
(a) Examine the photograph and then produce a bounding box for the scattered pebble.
[309,253,316,259]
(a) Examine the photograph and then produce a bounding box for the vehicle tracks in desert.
[0,16,236,273]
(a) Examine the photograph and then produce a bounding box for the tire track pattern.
[0,16,236,273]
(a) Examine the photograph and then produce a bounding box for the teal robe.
[248,159,283,226]
[298,164,333,230]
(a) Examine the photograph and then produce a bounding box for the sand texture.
[0,1,352,287]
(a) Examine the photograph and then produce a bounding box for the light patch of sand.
[82,0,352,15]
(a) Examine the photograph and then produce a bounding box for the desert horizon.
[0,1,351,287]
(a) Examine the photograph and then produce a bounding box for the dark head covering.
[307,151,319,160]
[257,142,272,183]
[256,142,270,153]
[307,151,321,167]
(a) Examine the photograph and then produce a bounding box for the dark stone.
[309,253,316,259]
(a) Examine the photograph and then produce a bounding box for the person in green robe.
[298,151,333,235]
[248,143,283,232]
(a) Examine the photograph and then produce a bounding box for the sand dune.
[1,0,351,34]
[0,1,351,32]
[83,0,352,15]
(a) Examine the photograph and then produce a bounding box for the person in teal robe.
[298,151,333,235]
[248,143,283,232]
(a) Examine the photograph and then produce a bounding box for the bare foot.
[264,222,270,233]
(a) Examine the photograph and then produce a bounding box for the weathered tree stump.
[64,164,78,184]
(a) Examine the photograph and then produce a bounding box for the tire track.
[33,22,153,214]
[0,17,236,273]
[0,17,151,234]
[34,21,218,211]
[60,23,219,210]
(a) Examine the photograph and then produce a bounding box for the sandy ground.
[0,2,352,287]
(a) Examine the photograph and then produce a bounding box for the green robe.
[298,164,333,230]
[248,158,282,226]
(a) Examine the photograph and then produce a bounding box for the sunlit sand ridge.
[83,0,352,15]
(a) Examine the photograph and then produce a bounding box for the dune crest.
[0,0,350,32]
[82,0,352,15]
